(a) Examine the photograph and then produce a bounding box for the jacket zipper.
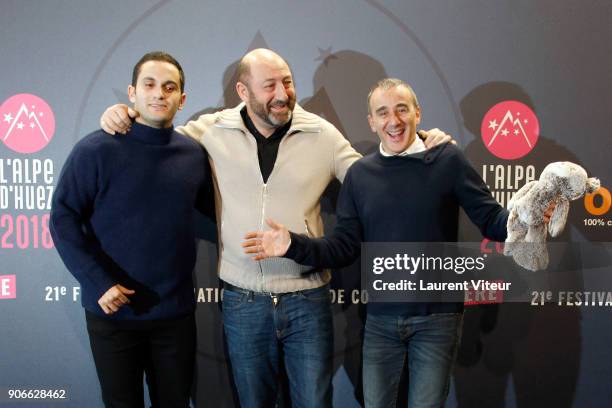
[258,183,267,292]
[260,184,267,231]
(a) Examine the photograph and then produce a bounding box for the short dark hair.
[367,78,419,114]
[132,51,185,92]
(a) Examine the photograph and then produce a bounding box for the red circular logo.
[0,93,55,154]
[481,100,539,160]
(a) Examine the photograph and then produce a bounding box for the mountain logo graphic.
[480,100,539,160]
[1,94,55,153]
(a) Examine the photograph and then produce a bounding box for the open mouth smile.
[386,128,405,141]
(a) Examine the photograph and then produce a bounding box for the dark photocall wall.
[1,1,611,406]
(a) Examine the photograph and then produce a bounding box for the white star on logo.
[488,120,498,130]
[17,121,24,130]
[3,113,13,123]
[524,119,528,124]
[516,112,521,116]
[30,122,36,129]
[39,112,44,117]
[513,129,519,135]
[501,128,509,136]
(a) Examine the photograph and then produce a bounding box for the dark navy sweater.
[286,142,508,316]
[50,122,212,320]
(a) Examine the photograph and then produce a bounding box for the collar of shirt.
[379,136,426,157]
[240,106,292,142]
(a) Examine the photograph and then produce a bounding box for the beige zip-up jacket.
[178,103,361,293]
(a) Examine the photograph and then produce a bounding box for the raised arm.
[99,104,138,134]
[327,123,361,182]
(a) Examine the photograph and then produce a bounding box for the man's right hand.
[97,284,135,315]
[100,104,139,135]
[242,218,291,261]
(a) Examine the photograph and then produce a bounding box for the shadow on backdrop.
[453,81,581,408]
[304,49,387,407]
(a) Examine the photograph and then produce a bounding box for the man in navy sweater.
[50,52,212,407]
[243,78,554,408]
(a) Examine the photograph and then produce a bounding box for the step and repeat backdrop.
[1,1,611,407]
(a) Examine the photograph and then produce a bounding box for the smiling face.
[368,84,421,154]
[236,49,296,136]
[128,60,185,129]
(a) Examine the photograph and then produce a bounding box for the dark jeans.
[363,312,463,408]
[85,311,195,408]
[222,283,333,408]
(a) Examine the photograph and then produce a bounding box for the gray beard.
[264,109,292,128]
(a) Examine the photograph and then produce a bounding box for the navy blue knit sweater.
[50,122,212,320]
[286,142,508,316]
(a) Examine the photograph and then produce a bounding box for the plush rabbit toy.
[504,162,600,271]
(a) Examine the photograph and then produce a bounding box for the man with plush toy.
[241,78,592,408]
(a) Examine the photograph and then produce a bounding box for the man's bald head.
[235,48,296,136]
[236,48,291,85]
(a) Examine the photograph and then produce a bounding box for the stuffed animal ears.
[547,176,599,238]
[548,199,569,237]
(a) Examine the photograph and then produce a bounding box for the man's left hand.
[418,129,456,148]
[242,218,291,261]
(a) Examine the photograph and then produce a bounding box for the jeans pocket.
[297,285,331,303]
[427,312,464,326]
[425,312,464,339]
[222,290,247,311]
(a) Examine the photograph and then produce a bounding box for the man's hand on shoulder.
[418,128,456,149]
[100,104,139,135]
[97,284,135,315]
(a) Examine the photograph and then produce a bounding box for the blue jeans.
[363,312,463,408]
[222,284,333,408]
